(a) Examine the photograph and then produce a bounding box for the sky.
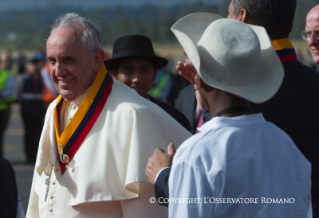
[0,0,222,10]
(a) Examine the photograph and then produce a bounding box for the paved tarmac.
[3,103,34,213]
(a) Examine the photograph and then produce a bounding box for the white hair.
[51,12,102,52]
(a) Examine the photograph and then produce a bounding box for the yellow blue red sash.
[272,38,297,62]
[54,65,113,174]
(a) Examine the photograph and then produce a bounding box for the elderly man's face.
[112,58,155,99]
[46,27,97,102]
[306,6,319,64]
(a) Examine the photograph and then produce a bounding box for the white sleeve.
[25,169,40,218]
[168,157,214,218]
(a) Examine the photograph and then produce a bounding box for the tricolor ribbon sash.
[54,65,113,174]
[272,38,297,62]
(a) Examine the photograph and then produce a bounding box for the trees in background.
[0,0,316,50]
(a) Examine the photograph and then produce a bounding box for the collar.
[271,38,297,62]
[197,113,265,133]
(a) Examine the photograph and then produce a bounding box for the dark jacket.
[250,59,319,198]
[175,84,211,133]
[19,74,46,114]
[154,168,170,207]
[0,156,18,218]
[149,96,191,131]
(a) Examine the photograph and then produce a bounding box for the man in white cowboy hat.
[168,13,312,217]
[150,0,319,214]
[171,0,319,215]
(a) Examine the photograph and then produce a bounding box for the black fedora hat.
[104,35,168,70]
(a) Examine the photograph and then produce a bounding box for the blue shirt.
[169,113,312,218]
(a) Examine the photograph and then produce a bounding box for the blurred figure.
[41,63,59,108]
[18,53,46,164]
[13,47,26,75]
[0,155,18,218]
[0,53,15,155]
[304,4,319,67]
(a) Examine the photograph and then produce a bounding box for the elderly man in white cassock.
[26,13,191,218]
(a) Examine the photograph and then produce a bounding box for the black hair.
[232,0,296,39]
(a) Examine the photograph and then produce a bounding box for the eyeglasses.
[301,30,319,40]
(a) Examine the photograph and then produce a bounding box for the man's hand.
[177,60,204,110]
[176,61,196,84]
[145,143,176,185]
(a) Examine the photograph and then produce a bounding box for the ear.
[93,49,105,72]
[237,9,251,24]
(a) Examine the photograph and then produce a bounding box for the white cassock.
[26,79,191,218]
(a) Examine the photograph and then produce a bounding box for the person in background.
[14,47,26,75]
[0,53,15,155]
[148,58,173,103]
[41,62,59,108]
[0,155,18,218]
[19,52,46,164]
[105,35,191,131]
[303,4,319,70]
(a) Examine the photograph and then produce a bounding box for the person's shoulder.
[174,129,218,162]
[47,97,59,109]
[176,84,194,100]
[175,84,195,110]
[179,84,194,94]
[283,60,319,81]
[150,95,180,115]
[20,73,31,81]
[0,155,11,167]
[44,97,59,121]
[0,156,16,184]
[149,96,191,130]
[110,80,162,112]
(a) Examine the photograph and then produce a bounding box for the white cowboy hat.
[171,13,284,103]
